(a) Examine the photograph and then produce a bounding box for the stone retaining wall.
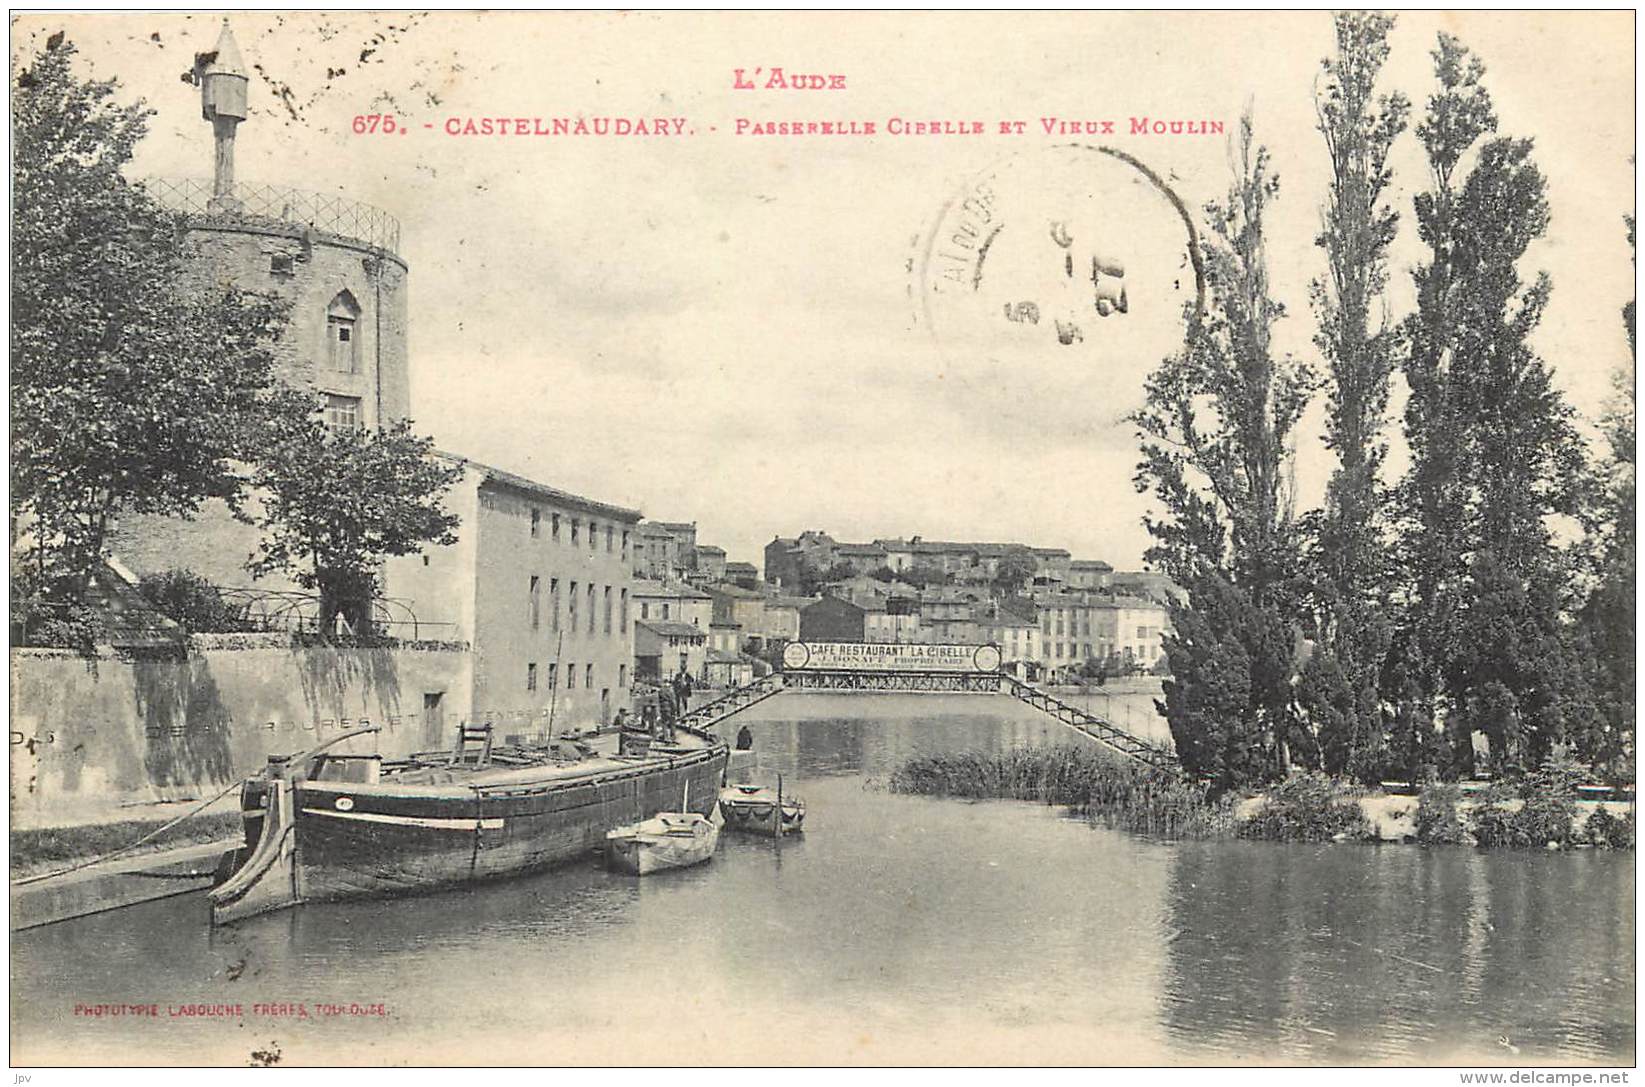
[9,637,472,830]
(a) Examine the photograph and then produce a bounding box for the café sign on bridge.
[782,642,1003,674]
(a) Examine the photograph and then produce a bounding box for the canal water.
[10,694,1635,1066]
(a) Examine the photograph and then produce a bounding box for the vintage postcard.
[7,9,1636,1072]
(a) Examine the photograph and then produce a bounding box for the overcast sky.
[16,11,1635,573]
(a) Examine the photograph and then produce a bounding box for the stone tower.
[109,19,413,592]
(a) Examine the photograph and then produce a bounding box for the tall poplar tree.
[1299,11,1410,781]
[1134,113,1317,790]
[1573,216,1636,778]
[1396,34,1590,777]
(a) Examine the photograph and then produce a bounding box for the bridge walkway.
[675,673,785,733]
[997,673,1181,776]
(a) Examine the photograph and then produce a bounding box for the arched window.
[327,291,361,374]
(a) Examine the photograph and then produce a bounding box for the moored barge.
[209,723,728,924]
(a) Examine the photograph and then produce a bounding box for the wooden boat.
[605,812,719,875]
[718,780,805,837]
[209,721,728,925]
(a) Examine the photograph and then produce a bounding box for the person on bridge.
[735,724,754,751]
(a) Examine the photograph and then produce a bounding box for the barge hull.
[212,746,726,924]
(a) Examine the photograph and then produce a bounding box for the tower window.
[271,253,294,277]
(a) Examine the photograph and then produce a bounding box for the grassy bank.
[885,748,1636,849]
[885,745,1234,839]
[10,812,244,879]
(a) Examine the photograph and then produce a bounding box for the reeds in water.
[886,745,1233,839]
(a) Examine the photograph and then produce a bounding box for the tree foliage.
[1133,17,1631,791]
[136,568,246,634]
[247,415,462,635]
[1135,111,1316,787]
[1572,215,1637,781]
[1299,11,1409,781]
[991,551,1038,594]
[1395,33,1591,779]
[10,37,288,601]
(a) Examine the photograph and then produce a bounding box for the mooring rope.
[12,726,382,888]
[11,778,245,887]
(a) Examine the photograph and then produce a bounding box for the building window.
[640,602,650,619]
[552,513,561,541]
[270,253,294,277]
[587,584,596,634]
[571,520,580,545]
[547,662,558,689]
[530,508,541,538]
[550,578,560,631]
[606,525,614,553]
[662,603,671,620]
[604,586,613,635]
[620,588,629,633]
[567,664,577,689]
[619,664,628,688]
[326,292,360,374]
[621,530,630,560]
[529,575,540,630]
[526,662,538,691]
[590,523,599,553]
[569,581,578,631]
[323,393,361,434]
[585,663,594,689]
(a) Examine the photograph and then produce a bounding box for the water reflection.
[9,695,1634,1066]
[1160,841,1636,1064]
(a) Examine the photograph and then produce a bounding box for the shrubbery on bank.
[886,746,1633,849]
[1236,772,1373,842]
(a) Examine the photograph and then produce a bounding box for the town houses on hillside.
[766,530,1179,679]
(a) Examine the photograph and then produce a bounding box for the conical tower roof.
[201,19,247,79]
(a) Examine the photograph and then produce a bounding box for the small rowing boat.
[718,779,805,837]
[605,812,720,875]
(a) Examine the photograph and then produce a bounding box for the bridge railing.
[664,665,1182,777]
[676,673,785,732]
[998,673,1180,775]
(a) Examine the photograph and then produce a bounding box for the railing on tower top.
[141,177,402,253]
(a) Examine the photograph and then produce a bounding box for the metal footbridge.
[677,645,1181,777]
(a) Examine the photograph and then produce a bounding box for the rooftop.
[707,582,768,600]
[636,620,705,639]
[766,595,819,609]
[437,452,641,522]
[630,579,711,599]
